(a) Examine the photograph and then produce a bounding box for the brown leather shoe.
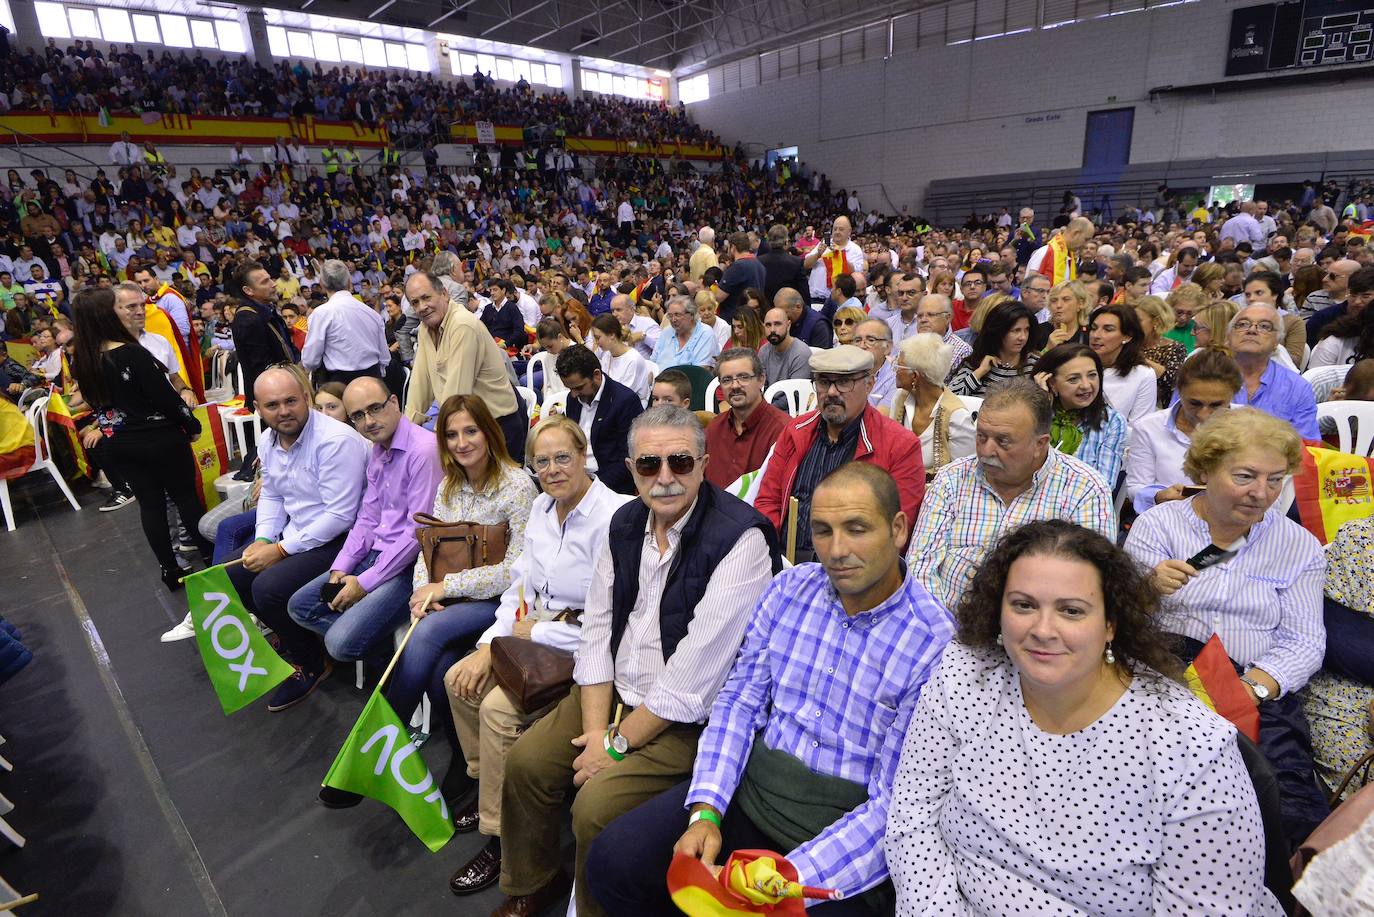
[453,796,479,833]
[489,868,572,916]
[449,837,500,896]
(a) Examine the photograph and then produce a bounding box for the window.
[527,62,544,84]
[97,7,133,43]
[287,30,313,59]
[496,57,514,82]
[216,19,246,53]
[361,37,386,67]
[513,58,530,82]
[405,43,429,71]
[35,2,71,39]
[679,73,709,103]
[385,41,407,69]
[267,25,289,57]
[67,7,100,39]
[190,18,218,49]
[544,63,564,87]
[313,31,340,62]
[456,52,477,73]
[338,35,363,63]
[159,14,192,48]
[132,13,160,44]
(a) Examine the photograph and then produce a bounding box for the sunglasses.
[633,452,698,476]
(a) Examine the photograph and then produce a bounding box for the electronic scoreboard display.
[1226,1,1374,76]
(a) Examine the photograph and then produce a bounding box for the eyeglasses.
[718,372,757,386]
[531,451,575,472]
[853,335,891,347]
[894,289,921,297]
[813,374,870,393]
[633,452,698,476]
[1232,320,1276,334]
[346,401,391,425]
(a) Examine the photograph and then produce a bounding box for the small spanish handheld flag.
[667,851,842,916]
[1184,634,1260,743]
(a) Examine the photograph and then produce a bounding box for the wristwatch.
[1240,676,1271,702]
[604,725,631,761]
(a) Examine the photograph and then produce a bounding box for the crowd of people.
[4,84,1374,913]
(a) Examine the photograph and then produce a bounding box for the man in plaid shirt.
[585,463,954,913]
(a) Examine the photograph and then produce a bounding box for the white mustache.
[979,457,1006,470]
[649,483,686,498]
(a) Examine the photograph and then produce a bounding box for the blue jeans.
[213,509,257,565]
[384,598,499,730]
[285,550,413,663]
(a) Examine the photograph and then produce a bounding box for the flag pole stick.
[375,616,420,693]
[179,557,244,584]
[785,496,799,565]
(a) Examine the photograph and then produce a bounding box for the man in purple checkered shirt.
[586,463,954,914]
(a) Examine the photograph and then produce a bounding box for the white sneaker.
[92,471,112,491]
[160,613,196,643]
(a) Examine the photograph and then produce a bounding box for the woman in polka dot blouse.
[885,520,1282,915]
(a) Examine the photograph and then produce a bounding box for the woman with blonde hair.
[1133,295,1189,407]
[1191,262,1226,302]
[1191,300,1239,352]
[1041,279,1091,352]
[832,304,867,346]
[1164,282,1207,351]
[1126,407,1330,848]
[888,332,974,477]
[444,414,632,893]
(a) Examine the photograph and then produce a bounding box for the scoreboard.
[1226,1,1374,76]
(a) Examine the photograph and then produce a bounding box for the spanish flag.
[1184,634,1259,743]
[0,398,35,481]
[144,298,206,402]
[1294,444,1374,545]
[189,404,229,510]
[44,391,89,479]
[667,851,840,916]
[821,250,850,289]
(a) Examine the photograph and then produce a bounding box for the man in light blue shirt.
[651,295,720,371]
[226,367,368,712]
[300,259,391,385]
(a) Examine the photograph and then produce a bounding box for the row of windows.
[35,3,246,53]
[449,51,564,89]
[267,26,430,72]
[582,69,664,101]
[678,73,709,104]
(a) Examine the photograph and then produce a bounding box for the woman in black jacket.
[69,287,212,590]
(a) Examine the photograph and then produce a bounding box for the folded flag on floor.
[667,851,843,916]
[1293,444,1374,545]
[1184,634,1260,743]
[184,565,295,715]
[321,689,455,853]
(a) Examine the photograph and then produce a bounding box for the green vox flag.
[322,689,455,853]
[185,565,295,715]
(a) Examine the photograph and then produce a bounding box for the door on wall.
[1082,107,1134,171]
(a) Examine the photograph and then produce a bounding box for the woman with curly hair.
[887,520,1282,915]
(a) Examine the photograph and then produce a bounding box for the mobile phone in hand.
[319,581,344,604]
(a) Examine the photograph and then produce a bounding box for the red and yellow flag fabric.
[1184,634,1260,743]
[1031,233,1077,286]
[821,249,851,289]
[150,286,207,402]
[1294,444,1374,545]
[5,340,38,369]
[668,851,839,916]
[0,398,35,481]
[189,403,230,510]
[44,391,89,479]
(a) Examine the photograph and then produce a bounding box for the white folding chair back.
[1317,401,1374,456]
[527,351,554,398]
[764,379,814,417]
[542,389,571,417]
[514,385,538,422]
[2,396,82,532]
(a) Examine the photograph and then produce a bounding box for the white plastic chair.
[957,395,983,420]
[221,365,264,462]
[764,379,814,417]
[1318,402,1374,456]
[542,389,570,417]
[1303,365,1350,403]
[704,377,721,413]
[1,395,82,533]
[514,385,538,422]
[527,351,555,399]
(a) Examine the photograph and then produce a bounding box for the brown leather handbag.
[412,513,509,593]
[490,637,575,714]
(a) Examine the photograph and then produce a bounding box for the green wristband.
[254,537,273,544]
[689,809,722,829]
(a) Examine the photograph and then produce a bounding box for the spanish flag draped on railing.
[1184,634,1260,743]
[1293,443,1374,545]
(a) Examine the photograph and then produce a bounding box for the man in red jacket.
[755,345,923,562]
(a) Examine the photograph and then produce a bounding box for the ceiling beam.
[428,0,485,29]
[478,0,560,35]
[568,0,678,51]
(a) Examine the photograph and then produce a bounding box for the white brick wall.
[688,0,1368,215]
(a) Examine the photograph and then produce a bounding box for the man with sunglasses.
[285,379,442,747]
[756,345,922,563]
[496,405,780,917]
[1302,258,1360,333]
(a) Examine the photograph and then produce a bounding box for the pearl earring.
[995,633,1004,646]
[1104,642,1116,664]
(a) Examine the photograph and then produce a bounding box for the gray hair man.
[301,258,392,385]
[1226,302,1319,439]
[651,294,719,371]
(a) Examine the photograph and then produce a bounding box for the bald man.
[286,378,443,700]
[1026,216,1094,285]
[803,215,867,306]
[1303,257,1360,330]
[226,367,369,712]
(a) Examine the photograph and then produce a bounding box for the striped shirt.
[1060,406,1128,488]
[1123,498,1325,696]
[909,451,1116,612]
[687,562,954,898]
[574,505,772,724]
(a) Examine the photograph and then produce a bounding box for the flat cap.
[810,344,874,374]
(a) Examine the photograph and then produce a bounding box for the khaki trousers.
[447,675,552,838]
[499,685,702,917]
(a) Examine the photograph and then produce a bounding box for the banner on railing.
[0,113,388,148]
